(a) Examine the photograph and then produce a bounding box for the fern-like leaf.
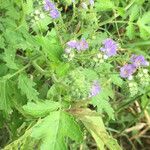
[92,89,114,119]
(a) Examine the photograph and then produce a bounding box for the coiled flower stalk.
[128,81,138,97]
[136,69,150,87]
[63,68,100,100]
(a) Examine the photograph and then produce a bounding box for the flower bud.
[35,10,40,15]
[40,13,45,19]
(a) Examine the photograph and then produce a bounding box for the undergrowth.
[0,0,150,150]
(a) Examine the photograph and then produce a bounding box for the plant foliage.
[0,0,150,150]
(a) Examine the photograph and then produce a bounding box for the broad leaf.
[3,47,18,70]
[35,29,63,62]
[95,0,115,11]
[0,79,12,113]
[110,74,123,87]
[129,4,140,22]
[55,62,70,77]
[0,36,5,49]
[31,111,83,150]
[23,100,61,118]
[74,108,121,150]
[137,11,150,40]
[126,23,135,40]
[18,74,39,101]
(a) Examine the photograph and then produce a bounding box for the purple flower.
[90,81,101,97]
[89,0,94,5]
[44,0,55,11]
[44,0,60,19]
[67,40,78,49]
[120,64,136,78]
[76,39,89,51]
[130,55,149,67]
[100,38,118,57]
[50,9,60,19]
[66,39,88,51]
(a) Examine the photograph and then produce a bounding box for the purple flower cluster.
[100,38,118,57]
[120,55,149,79]
[76,39,89,51]
[66,39,89,53]
[130,55,149,67]
[44,0,60,19]
[120,64,136,78]
[90,81,101,97]
[67,40,77,49]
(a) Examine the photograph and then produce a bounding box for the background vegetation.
[0,0,150,149]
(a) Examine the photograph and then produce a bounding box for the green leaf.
[22,0,33,15]
[55,62,70,77]
[82,68,98,81]
[137,11,150,40]
[0,36,5,49]
[95,0,115,11]
[31,111,83,150]
[35,29,63,62]
[129,5,140,22]
[92,89,114,119]
[18,74,39,101]
[3,47,18,70]
[76,109,121,150]
[96,62,113,74]
[135,0,145,5]
[116,7,125,18]
[126,23,135,40]
[23,100,61,118]
[110,74,123,87]
[0,79,12,113]
[0,64,8,77]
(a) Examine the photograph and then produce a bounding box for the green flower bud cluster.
[136,69,150,87]
[81,52,104,68]
[62,50,75,61]
[93,53,104,65]
[128,81,138,97]
[30,9,45,23]
[26,0,45,25]
[63,68,91,100]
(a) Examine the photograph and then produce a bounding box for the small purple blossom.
[100,38,118,57]
[67,40,78,49]
[89,0,94,6]
[44,0,60,19]
[120,64,136,78]
[44,0,55,11]
[66,39,88,52]
[130,55,149,67]
[90,81,101,97]
[76,39,89,51]
[50,9,60,19]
